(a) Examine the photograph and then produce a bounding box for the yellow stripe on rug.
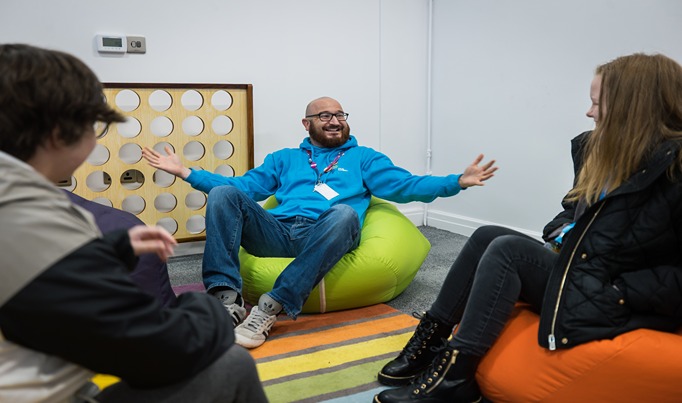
[251,304,419,403]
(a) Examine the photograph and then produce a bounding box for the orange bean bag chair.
[477,305,682,402]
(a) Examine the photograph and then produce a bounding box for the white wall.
[0,0,430,216]
[427,0,682,238]
[3,0,682,236]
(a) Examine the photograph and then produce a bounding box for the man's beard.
[309,123,350,148]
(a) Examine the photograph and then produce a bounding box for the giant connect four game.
[62,83,254,242]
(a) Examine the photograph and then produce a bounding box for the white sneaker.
[235,306,277,348]
[212,292,246,327]
[224,301,247,328]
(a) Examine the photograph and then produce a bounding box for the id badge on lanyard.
[314,183,339,200]
[306,149,343,200]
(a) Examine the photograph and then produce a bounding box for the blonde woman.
[376,53,682,402]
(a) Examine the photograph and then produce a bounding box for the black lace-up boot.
[374,345,482,403]
[377,312,453,386]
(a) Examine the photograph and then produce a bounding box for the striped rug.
[252,304,418,403]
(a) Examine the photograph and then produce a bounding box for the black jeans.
[429,225,558,357]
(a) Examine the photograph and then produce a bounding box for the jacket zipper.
[548,202,605,350]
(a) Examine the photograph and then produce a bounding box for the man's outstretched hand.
[458,154,498,188]
[141,146,192,179]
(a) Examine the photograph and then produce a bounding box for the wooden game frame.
[68,83,254,242]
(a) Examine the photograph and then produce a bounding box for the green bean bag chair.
[239,197,430,313]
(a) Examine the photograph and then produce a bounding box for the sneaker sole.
[235,333,266,349]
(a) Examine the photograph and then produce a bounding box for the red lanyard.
[305,150,344,184]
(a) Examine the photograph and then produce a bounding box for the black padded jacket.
[538,133,682,350]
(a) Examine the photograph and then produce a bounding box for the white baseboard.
[421,209,543,241]
[398,206,428,227]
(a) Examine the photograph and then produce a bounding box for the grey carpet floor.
[167,226,467,315]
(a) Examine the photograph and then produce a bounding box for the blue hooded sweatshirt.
[184,135,463,226]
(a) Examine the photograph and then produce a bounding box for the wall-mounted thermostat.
[96,34,126,53]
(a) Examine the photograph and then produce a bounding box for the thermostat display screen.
[102,37,122,47]
[96,34,126,53]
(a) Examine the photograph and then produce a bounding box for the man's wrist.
[458,175,468,189]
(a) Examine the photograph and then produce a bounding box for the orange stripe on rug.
[252,312,418,360]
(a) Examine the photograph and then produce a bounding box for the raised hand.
[128,225,177,262]
[458,154,498,188]
[141,146,191,179]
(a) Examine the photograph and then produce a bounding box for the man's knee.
[207,186,252,214]
[207,185,242,203]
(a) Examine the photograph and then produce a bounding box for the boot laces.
[401,312,439,359]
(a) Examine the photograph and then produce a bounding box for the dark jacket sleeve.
[0,230,233,388]
[542,198,577,242]
[542,131,591,242]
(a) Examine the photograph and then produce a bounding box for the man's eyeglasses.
[306,112,349,122]
[94,121,110,139]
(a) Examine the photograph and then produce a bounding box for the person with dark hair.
[0,43,267,403]
[142,96,498,349]
[375,53,682,402]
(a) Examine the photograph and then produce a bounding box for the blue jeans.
[202,186,361,318]
[429,225,558,357]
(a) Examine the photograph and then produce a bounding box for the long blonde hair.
[568,53,682,204]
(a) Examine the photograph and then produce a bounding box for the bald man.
[143,96,497,348]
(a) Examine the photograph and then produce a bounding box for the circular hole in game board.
[151,116,174,137]
[215,164,235,177]
[56,176,77,192]
[182,116,204,136]
[94,121,109,138]
[185,190,207,210]
[186,215,206,234]
[213,140,234,160]
[86,171,112,192]
[181,90,203,111]
[153,141,175,155]
[120,169,145,190]
[117,117,142,138]
[87,144,110,166]
[154,193,177,213]
[92,197,113,207]
[121,195,146,215]
[156,217,179,235]
[211,115,233,136]
[118,143,143,164]
[115,89,141,112]
[149,90,173,112]
[211,90,233,111]
[153,169,176,188]
[183,141,205,161]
